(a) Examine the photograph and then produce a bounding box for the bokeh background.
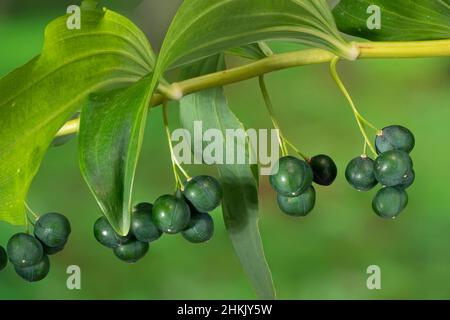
[1,0,450,299]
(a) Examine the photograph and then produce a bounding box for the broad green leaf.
[0,8,153,225]
[334,0,450,41]
[79,76,152,235]
[154,0,357,81]
[226,42,273,60]
[179,55,275,299]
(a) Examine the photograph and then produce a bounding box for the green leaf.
[226,42,273,60]
[79,75,152,235]
[154,0,357,78]
[0,8,153,225]
[334,0,450,41]
[179,55,275,299]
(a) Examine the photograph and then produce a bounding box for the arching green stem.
[329,57,378,156]
[25,202,40,220]
[259,75,310,161]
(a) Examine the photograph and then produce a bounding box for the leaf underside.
[334,0,450,41]
[179,55,275,299]
[0,8,153,225]
[79,75,152,235]
[153,0,354,83]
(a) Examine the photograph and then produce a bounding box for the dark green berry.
[270,156,313,197]
[0,245,7,271]
[7,233,43,268]
[309,154,337,186]
[398,170,415,190]
[372,187,408,219]
[277,186,316,217]
[14,255,50,282]
[182,212,214,243]
[375,125,415,154]
[42,242,65,255]
[93,217,129,248]
[374,150,413,187]
[184,175,223,213]
[345,156,377,191]
[152,194,191,234]
[34,212,71,248]
[133,202,153,213]
[113,239,149,263]
[131,203,162,243]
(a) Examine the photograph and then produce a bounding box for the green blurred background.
[1,0,450,299]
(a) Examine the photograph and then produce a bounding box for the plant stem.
[258,76,288,156]
[24,202,39,220]
[162,100,190,190]
[329,57,378,156]
[56,39,450,138]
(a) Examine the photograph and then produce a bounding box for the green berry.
[14,255,50,282]
[374,150,413,187]
[372,187,408,219]
[375,125,415,154]
[113,239,149,263]
[34,212,71,248]
[398,170,415,190]
[184,176,223,213]
[0,245,7,271]
[131,203,162,243]
[345,156,377,191]
[42,242,65,255]
[7,233,43,268]
[182,212,214,243]
[93,217,129,248]
[309,154,337,186]
[270,156,313,197]
[277,186,316,217]
[133,202,153,213]
[152,194,191,234]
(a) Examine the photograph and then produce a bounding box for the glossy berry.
[133,202,153,213]
[14,255,50,282]
[131,203,162,243]
[152,194,191,234]
[94,217,129,248]
[372,187,408,219]
[309,154,337,186]
[7,233,43,268]
[398,170,415,190]
[277,186,316,217]
[34,212,71,248]
[113,239,149,263]
[182,212,214,243]
[374,150,413,187]
[345,156,377,191]
[42,242,65,256]
[270,156,313,197]
[375,125,415,154]
[184,176,223,213]
[0,245,7,271]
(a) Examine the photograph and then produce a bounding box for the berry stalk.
[329,57,378,156]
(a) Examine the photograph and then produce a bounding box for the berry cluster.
[94,175,223,263]
[270,154,337,217]
[346,125,415,218]
[1,213,71,282]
